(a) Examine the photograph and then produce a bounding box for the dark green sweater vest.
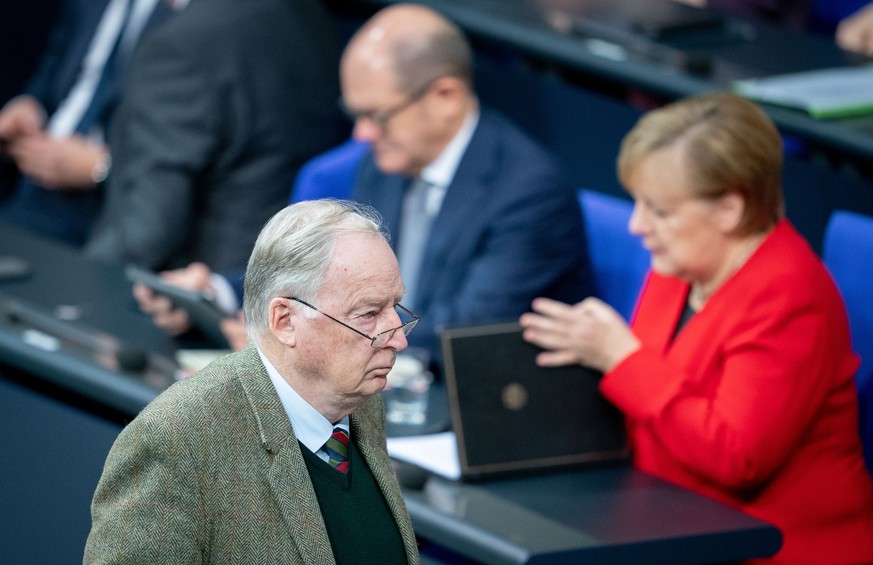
[300,440,407,564]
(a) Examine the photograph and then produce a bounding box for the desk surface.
[0,222,781,564]
[347,0,873,162]
[0,223,179,416]
[406,465,781,564]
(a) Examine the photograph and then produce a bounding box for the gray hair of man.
[243,199,388,346]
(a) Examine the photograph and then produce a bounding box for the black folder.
[440,322,629,480]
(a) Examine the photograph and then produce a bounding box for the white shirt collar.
[419,107,479,190]
[257,347,349,454]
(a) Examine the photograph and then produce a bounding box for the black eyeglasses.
[287,297,420,348]
[338,78,439,132]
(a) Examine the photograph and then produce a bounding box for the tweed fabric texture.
[84,344,419,564]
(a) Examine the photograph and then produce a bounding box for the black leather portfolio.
[440,322,628,480]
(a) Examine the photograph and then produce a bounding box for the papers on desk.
[733,65,873,118]
[387,431,461,480]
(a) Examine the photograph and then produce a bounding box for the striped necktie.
[322,427,350,473]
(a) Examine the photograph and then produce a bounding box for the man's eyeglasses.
[338,78,438,132]
[287,297,420,348]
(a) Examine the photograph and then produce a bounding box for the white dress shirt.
[416,108,480,214]
[257,347,349,461]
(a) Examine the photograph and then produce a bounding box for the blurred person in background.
[0,0,175,244]
[521,92,873,564]
[84,0,346,272]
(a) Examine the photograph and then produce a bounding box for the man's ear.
[430,75,464,98]
[428,76,467,120]
[269,297,296,347]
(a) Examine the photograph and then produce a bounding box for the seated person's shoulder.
[479,110,568,179]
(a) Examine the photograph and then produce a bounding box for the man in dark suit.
[343,3,594,363]
[0,0,174,245]
[85,199,420,564]
[127,3,594,371]
[84,0,347,272]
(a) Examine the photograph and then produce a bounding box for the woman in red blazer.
[521,92,873,564]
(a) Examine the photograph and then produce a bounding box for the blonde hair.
[618,92,784,235]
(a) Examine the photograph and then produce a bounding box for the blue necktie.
[75,0,133,136]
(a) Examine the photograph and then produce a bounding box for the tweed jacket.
[84,345,419,564]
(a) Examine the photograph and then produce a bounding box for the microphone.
[117,346,149,373]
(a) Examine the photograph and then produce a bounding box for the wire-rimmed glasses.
[287,297,420,348]
[337,77,439,132]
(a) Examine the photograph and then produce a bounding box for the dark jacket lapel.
[415,112,496,310]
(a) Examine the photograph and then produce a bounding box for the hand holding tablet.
[125,265,230,347]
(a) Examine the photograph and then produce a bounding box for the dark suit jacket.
[353,109,594,364]
[85,0,347,271]
[84,345,420,564]
[22,0,112,115]
[0,0,172,244]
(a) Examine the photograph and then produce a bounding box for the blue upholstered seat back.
[290,139,368,203]
[578,189,650,320]
[823,209,873,473]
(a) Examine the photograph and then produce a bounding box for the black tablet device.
[125,265,230,347]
